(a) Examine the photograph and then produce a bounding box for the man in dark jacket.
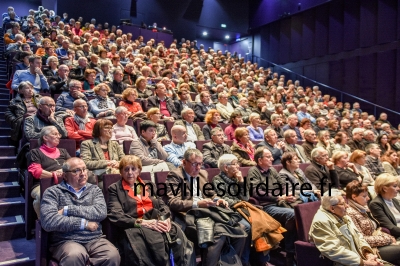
[203,128,231,168]
[106,69,127,98]
[48,64,71,97]
[194,91,215,122]
[147,83,178,120]
[122,63,137,86]
[255,128,285,165]
[174,87,194,119]
[347,128,366,152]
[302,129,317,161]
[69,57,87,81]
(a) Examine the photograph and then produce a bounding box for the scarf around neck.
[96,95,108,109]
[74,113,90,130]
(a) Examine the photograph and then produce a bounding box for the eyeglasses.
[42,103,56,108]
[103,127,113,130]
[75,105,88,109]
[188,161,203,168]
[227,162,239,166]
[65,167,87,175]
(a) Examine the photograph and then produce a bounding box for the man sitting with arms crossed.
[40,157,120,266]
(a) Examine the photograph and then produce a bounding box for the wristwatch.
[134,219,143,228]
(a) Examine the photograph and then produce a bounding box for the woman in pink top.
[111,106,138,146]
[28,126,71,217]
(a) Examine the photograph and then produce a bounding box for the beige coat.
[309,207,374,266]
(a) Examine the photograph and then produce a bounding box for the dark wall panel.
[376,50,396,110]
[395,49,400,113]
[301,9,315,60]
[359,0,377,48]
[377,0,397,44]
[343,0,360,51]
[304,65,316,81]
[279,18,292,64]
[315,62,329,85]
[328,60,344,92]
[343,57,359,96]
[314,4,329,57]
[358,54,377,104]
[328,0,344,54]
[290,15,302,62]
[269,24,280,64]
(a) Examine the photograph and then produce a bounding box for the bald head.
[171,125,187,144]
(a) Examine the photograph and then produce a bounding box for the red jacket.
[64,116,96,149]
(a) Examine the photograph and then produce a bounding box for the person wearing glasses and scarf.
[28,126,71,218]
[88,83,116,119]
[309,191,385,266]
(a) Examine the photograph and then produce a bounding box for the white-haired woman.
[212,154,270,266]
[28,126,71,217]
[44,56,59,78]
[246,113,264,142]
[309,191,383,266]
[111,106,138,146]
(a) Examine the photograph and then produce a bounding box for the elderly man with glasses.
[56,80,91,116]
[24,96,67,140]
[41,157,120,266]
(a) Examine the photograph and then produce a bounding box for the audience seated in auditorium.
[332,151,363,188]
[64,99,96,150]
[107,155,196,266]
[80,119,124,179]
[283,129,309,163]
[364,144,386,180]
[28,126,71,217]
[135,76,153,99]
[174,87,194,119]
[309,191,382,266]
[247,113,264,142]
[24,96,67,140]
[88,83,116,119]
[110,106,137,146]
[56,80,90,115]
[377,133,391,155]
[11,55,50,93]
[194,91,216,122]
[5,81,41,143]
[203,127,232,168]
[247,147,297,266]
[69,57,87,81]
[174,108,204,142]
[234,97,252,124]
[128,120,171,181]
[164,149,246,266]
[40,157,120,266]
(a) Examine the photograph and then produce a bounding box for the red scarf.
[234,139,255,161]
[122,177,153,218]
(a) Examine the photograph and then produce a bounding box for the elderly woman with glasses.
[309,191,383,266]
[88,83,116,119]
[111,106,138,146]
[346,180,400,265]
[231,127,256,167]
[107,155,195,265]
[146,107,170,142]
[119,87,143,115]
[81,119,125,181]
[28,126,71,217]
[212,154,270,265]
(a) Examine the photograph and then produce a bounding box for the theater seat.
[294,201,333,266]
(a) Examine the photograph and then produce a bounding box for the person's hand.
[142,219,169,233]
[54,169,63,177]
[57,208,64,215]
[197,199,216,208]
[35,67,43,75]
[234,170,244,183]
[216,199,229,208]
[48,110,56,122]
[77,91,85,98]
[363,258,384,266]
[86,221,99,231]
[347,162,358,173]
[277,141,285,150]
[326,160,335,170]
[167,116,174,122]
[314,190,321,197]
[66,110,75,116]
[261,106,267,112]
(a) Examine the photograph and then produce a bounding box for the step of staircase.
[0,197,24,217]
[0,157,16,169]
[0,147,15,157]
[0,215,25,241]
[0,182,20,198]
[0,120,10,128]
[0,137,12,146]
[0,169,18,183]
[0,238,35,266]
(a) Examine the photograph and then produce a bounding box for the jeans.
[263,205,296,253]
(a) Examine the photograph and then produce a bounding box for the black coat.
[304,161,340,193]
[69,66,86,81]
[203,141,232,168]
[370,195,400,238]
[255,141,283,165]
[194,102,216,122]
[48,76,71,97]
[174,100,195,119]
[147,96,179,120]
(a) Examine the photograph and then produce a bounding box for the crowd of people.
[3,5,400,266]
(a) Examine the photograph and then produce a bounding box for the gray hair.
[297,103,306,109]
[311,147,327,160]
[352,128,364,135]
[62,157,84,173]
[304,129,316,137]
[284,129,296,138]
[115,106,128,114]
[181,108,194,117]
[249,113,260,122]
[218,154,238,172]
[38,96,53,105]
[183,148,203,160]
[38,126,57,146]
[264,128,275,137]
[365,143,379,155]
[69,79,81,88]
[17,81,34,91]
[321,192,343,211]
[270,114,280,122]
[77,57,87,63]
[46,56,58,65]
[211,127,223,136]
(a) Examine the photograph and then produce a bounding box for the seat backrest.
[30,139,77,157]
[240,167,252,178]
[194,122,206,129]
[108,119,133,127]
[294,201,321,242]
[154,171,169,191]
[40,176,64,198]
[165,121,175,138]
[195,140,210,151]
[225,140,233,146]
[123,140,132,155]
[205,168,220,182]
[272,164,283,172]
[299,163,310,172]
[161,140,171,146]
[102,174,121,203]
